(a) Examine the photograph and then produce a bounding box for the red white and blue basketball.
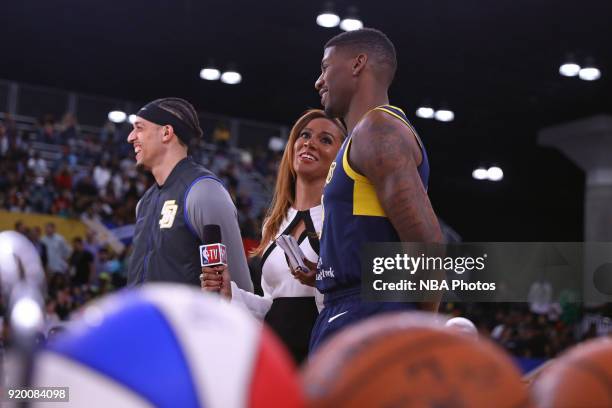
[31,284,303,408]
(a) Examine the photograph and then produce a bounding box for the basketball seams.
[308,329,525,408]
[330,334,462,407]
[320,331,520,403]
[140,285,262,408]
[32,351,154,408]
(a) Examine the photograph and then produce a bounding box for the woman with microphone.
[202,109,346,363]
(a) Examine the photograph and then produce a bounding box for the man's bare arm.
[350,112,443,244]
[350,112,444,312]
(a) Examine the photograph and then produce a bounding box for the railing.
[1,86,276,218]
[0,78,290,150]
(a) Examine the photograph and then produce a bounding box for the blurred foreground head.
[0,230,45,297]
[31,284,303,408]
[302,311,531,408]
[0,231,46,340]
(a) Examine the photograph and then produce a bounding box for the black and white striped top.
[230,206,323,319]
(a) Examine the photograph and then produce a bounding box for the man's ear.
[352,53,368,76]
[162,125,174,143]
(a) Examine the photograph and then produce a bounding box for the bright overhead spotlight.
[472,167,488,180]
[579,67,601,81]
[340,18,363,31]
[221,70,242,85]
[559,63,580,77]
[317,3,340,27]
[416,106,435,119]
[579,58,601,81]
[128,114,137,124]
[108,110,127,123]
[317,12,340,27]
[200,68,221,81]
[340,6,363,31]
[487,166,504,181]
[434,109,454,122]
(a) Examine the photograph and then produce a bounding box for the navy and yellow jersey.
[316,105,430,294]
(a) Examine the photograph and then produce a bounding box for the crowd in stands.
[0,112,277,234]
[2,111,610,358]
[1,113,147,227]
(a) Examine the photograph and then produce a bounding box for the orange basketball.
[531,337,612,408]
[302,312,531,408]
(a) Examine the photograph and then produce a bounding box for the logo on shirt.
[325,161,336,184]
[159,200,178,229]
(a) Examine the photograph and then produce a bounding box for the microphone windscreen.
[202,224,222,245]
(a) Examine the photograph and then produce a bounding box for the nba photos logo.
[199,243,228,267]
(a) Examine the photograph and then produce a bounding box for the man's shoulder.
[186,176,229,205]
[354,109,410,140]
[179,159,222,186]
[349,108,422,176]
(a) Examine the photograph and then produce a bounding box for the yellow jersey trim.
[342,137,368,183]
[339,104,418,218]
[342,138,386,217]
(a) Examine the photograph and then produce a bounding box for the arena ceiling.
[2,0,611,240]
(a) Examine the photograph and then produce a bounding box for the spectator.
[93,159,112,191]
[28,225,48,270]
[27,152,49,177]
[73,173,97,212]
[97,247,121,277]
[40,222,71,276]
[51,189,73,216]
[69,237,95,286]
[212,121,231,149]
[38,115,59,143]
[0,122,9,156]
[59,112,78,142]
[28,176,54,213]
[54,164,73,190]
[14,220,28,235]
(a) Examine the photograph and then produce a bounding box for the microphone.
[199,224,227,268]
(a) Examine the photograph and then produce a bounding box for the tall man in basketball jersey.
[307,28,444,351]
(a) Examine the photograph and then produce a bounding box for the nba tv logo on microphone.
[199,243,227,267]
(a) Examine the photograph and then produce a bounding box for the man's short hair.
[325,28,397,85]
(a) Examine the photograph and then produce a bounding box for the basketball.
[531,337,612,408]
[31,284,303,408]
[302,312,531,408]
[445,316,478,337]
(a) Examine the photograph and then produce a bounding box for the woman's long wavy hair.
[251,109,346,257]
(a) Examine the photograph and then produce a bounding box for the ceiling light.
[559,63,581,77]
[340,7,363,31]
[434,109,454,122]
[472,167,488,180]
[416,106,435,119]
[559,54,580,77]
[221,70,242,85]
[128,114,137,124]
[487,166,504,181]
[317,3,340,27]
[200,68,221,81]
[579,65,601,81]
[340,18,363,31]
[578,57,601,81]
[108,110,127,123]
